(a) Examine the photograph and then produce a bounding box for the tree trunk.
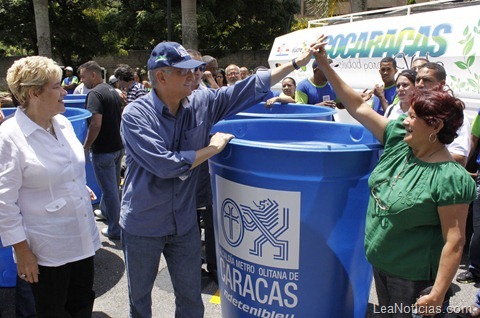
[181,0,198,49]
[33,0,52,58]
[349,0,367,13]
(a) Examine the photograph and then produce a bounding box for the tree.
[0,0,300,61]
[181,0,198,49]
[306,0,338,18]
[33,0,52,57]
[202,0,300,52]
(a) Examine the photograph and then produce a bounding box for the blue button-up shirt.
[120,70,271,237]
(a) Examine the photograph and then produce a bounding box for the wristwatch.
[291,58,300,70]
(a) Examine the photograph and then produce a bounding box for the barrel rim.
[213,118,383,152]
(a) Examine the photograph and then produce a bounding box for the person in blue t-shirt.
[363,57,398,116]
[296,59,339,108]
[61,66,79,94]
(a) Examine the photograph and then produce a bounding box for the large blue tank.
[64,99,86,109]
[209,119,381,317]
[226,102,336,121]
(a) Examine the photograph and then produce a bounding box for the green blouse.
[365,115,477,281]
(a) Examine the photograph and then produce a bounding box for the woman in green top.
[313,35,476,317]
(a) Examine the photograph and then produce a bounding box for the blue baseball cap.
[147,42,205,70]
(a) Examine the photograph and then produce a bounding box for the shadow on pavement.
[93,247,125,298]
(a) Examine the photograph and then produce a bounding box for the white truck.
[268,0,480,123]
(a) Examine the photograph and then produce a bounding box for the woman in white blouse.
[0,56,100,317]
[383,69,417,120]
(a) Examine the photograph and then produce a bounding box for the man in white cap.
[120,39,322,317]
[61,66,79,94]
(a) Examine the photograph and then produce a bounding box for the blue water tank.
[0,239,16,287]
[226,102,336,121]
[209,119,381,317]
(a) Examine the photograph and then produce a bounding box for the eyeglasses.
[195,65,206,72]
[227,72,240,76]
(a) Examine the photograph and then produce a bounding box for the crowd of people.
[1,33,480,318]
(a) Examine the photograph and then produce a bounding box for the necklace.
[417,147,444,161]
[371,153,415,214]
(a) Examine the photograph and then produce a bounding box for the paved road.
[1,218,478,317]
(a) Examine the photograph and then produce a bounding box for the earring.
[429,133,437,143]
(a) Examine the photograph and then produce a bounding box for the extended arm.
[312,36,389,144]
[265,95,296,107]
[269,37,325,86]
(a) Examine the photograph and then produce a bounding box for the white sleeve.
[446,116,471,157]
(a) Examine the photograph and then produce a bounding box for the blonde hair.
[6,56,63,106]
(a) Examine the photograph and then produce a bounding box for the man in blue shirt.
[120,40,319,317]
[296,59,338,107]
[61,66,79,94]
[370,56,398,116]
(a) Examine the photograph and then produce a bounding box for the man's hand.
[316,100,336,108]
[208,132,235,154]
[373,84,384,98]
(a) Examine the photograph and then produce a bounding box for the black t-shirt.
[86,83,123,153]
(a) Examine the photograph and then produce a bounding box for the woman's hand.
[414,294,443,316]
[310,35,330,67]
[86,185,97,201]
[14,241,40,283]
[265,97,278,107]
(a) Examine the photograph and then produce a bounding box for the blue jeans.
[91,149,123,237]
[468,173,480,276]
[122,226,204,318]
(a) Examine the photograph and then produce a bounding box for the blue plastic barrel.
[65,108,101,204]
[1,107,100,204]
[0,238,16,287]
[209,119,381,317]
[226,102,336,121]
[64,94,87,100]
[64,99,86,109]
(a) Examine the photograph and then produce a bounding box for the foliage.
[0,0,116,66]
[0,0,300,63]
[199,0,299,52]
[0,0,37,56]
[306,0,338,18]
[290,18,310,32]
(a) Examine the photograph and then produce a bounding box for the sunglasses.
[195,65,206,72]
[173,66,206,76]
